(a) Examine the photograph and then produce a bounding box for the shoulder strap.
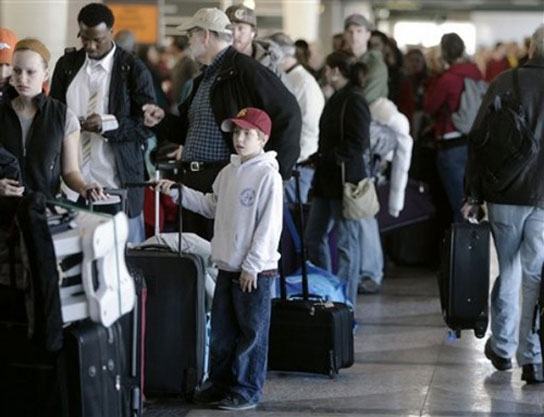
[512,68,521,103]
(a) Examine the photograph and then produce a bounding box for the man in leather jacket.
[143,8,301,240]
[463,24,544,385]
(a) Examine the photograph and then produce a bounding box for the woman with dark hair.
[423,33,482,222]
[305,50,371,308]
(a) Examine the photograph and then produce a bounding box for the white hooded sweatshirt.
[171,151,283,276]
[369,97,414,217]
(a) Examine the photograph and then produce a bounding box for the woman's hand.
[142,104,165,127]
[0,178,24,197]
[154,179,176,194]
[239,270,258,293]
[82,183,107,201]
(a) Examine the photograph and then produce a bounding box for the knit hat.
[0,28,17,64]
[221,107,272,136]
[14,38,51,63]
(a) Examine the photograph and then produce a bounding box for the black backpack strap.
[512,68,521,103]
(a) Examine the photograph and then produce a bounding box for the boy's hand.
[154,179,176,194]
[239,270,258,293]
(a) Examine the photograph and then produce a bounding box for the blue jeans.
[488,203,544,366]
[358,216,384,285]
[436,145,467,223]
[209,270,273,403]
[284,166,315,205]
[127,213,145,244]
[305,197,360,307]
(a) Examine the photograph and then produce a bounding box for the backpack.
[451,77,488,134]
[470,68,538,191]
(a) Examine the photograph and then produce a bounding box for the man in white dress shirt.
[268,32,324,204]
[50,3,156,243]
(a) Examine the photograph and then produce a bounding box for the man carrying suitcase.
[463,24,544,384]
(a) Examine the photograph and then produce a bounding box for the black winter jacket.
[312,83,371,200]
[465,57,544,207]
[155,46,301,180]
[50,46,156,217]
[0,87,66,200]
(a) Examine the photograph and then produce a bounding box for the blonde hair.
[14,38,50,68]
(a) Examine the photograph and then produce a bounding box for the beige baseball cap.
[177,8,233,35]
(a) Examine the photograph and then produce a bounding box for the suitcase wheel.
[474,327,486,339]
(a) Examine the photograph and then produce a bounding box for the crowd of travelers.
[1,1,544,409]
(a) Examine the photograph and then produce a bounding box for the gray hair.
[268,32,296,58]
[114,30,136,54]
[210,29,233,44]
[530,24,544,59]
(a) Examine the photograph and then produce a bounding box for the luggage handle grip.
[289,293,325,302]
[125,181,183,255]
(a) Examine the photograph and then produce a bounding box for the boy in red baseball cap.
[156,107,282,410]
[0,28,17,99]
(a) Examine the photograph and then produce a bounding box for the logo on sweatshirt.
[240,188,256,207]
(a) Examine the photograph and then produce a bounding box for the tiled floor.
[144,260,544,417]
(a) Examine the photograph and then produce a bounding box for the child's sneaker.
[192,385,225,406]
[217,393,257,410]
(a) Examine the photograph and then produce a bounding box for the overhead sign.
[109,3,159,44]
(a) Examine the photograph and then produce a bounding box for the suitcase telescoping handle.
[124,181,183,256]
[279,170,310,301]
[293,170,310,300]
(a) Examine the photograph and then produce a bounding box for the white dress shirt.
[66,44,120,190]
[284,64,325,162]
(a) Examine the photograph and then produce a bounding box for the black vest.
[0,87,66,199]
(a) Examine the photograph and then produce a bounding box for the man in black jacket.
[463,24,544,384]
[50,3,156,243]
[143,8,301,240]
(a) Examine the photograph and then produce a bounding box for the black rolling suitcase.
[63,321,126,417]
[439,221,490,338]
[125,182,207,397]
[268,171,354,377]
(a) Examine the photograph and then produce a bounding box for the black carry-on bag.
[438,221,490,338]
[268,171,354,377]
[125,181,207,397]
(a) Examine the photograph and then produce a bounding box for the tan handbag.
[337,94,379,220]
[341,163,379,219]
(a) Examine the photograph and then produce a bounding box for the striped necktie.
[81,90,99,168]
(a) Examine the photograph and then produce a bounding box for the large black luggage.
[125,182,207,397]
[63,321,125,417]
[268,171,354,377]
[438,221,490,338]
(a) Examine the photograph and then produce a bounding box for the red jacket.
[485,58,510,82]
[423,62,482,138]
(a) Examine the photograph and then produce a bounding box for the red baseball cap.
[221,107,272,136]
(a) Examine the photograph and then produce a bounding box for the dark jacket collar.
[6,85,48,110]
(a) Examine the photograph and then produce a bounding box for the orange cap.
[0,28,17,64]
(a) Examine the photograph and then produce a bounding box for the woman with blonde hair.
[0,38,103,200]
